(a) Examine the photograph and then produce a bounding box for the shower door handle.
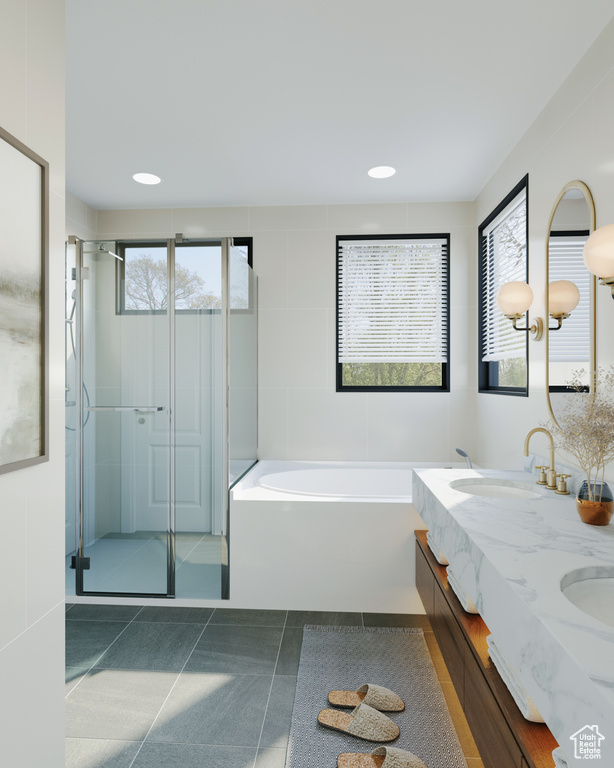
[86,406,165,413]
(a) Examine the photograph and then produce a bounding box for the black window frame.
[336,232,450,393]
[115,237,253,315]
[478,175,529,396]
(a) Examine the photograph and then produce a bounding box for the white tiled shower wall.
[1,0,66,766]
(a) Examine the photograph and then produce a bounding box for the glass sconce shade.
[549,280,580,316]
[496,281,534,316]
[583,224,614,277]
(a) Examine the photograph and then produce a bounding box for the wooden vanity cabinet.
[415,530,558,768]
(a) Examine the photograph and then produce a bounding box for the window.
[118,242,170,313]
[478,176,529,394]
[116,238,252,314]
[336,233,450,392]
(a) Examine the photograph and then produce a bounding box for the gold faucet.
[524,427,557,490]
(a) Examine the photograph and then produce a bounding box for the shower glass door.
[173,240,224,599]
[69,237,239,598]
[79,241,171,596]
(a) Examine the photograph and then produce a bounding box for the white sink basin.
[449,477,546,499]
[561,567,614,628]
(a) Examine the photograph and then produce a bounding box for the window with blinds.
[548,231,591,389]
[478,176,529,394]
[336,234,449,391]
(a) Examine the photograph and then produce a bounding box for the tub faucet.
[524,427,557,489]
[455,448,472,469]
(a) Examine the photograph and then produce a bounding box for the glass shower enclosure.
[65,237,257,598]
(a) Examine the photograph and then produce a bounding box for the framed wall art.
[0,125,49,474]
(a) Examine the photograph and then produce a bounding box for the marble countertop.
[412,468,614,765]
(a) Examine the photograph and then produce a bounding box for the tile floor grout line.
[125,608,216,768]
[251,610,289,768]
[65,606,147,701]
[90,667,287,677]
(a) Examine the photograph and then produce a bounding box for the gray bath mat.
[285,626,467,768]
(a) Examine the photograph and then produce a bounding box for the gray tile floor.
[65,606,433,768]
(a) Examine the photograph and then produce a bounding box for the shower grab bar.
[86,406,165,413]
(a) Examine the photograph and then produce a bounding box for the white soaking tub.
[229,460,462,613]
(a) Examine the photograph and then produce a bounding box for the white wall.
[0,0,65,766]
[95,201,477,464]
[475,16,614,472]
[66,190,98,240]
[66,190,97,241]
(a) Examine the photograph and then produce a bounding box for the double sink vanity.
[412,467,614,768]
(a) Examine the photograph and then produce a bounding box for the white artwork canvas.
[0,129,47,472]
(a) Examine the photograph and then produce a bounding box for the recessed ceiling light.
[132,172,161,185]
[368,166,396,179]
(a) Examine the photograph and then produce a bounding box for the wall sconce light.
[496,280,580,341]
[548,279,581,329]
[583,224,614,299]
[496,281,544,340]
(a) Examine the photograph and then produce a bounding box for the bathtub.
[251,461,411,499]
[229,460,464,613]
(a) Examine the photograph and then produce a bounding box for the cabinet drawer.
[432,582,465,704]
[415,539,434,616]
[465,660,524,768]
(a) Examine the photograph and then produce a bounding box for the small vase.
[576,481,614,526]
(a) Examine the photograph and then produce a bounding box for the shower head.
[83,244,123,261]
[98,244,123,261]
[455,447,472,468]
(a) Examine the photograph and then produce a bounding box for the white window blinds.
[481,189,527,362]
[548,234,590,363]
[337,237,448,364]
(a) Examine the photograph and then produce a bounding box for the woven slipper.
[337,746,428,768]
[328,684,405,712]
[318,703,400,742]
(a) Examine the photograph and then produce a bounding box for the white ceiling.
[66,0,614,211]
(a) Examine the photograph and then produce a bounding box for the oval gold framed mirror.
[545,180,596,426]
